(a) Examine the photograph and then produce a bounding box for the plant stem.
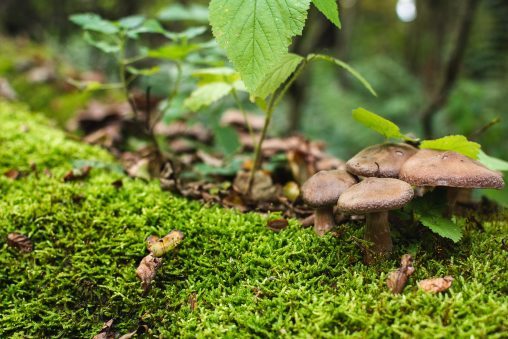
[161,61,183,114]
[231,88,257,148]
[247,60,308,193]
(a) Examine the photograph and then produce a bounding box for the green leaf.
[184,82,233,111]
[158,4,209,23]
[310,54,376,96]
[164,27,207,41]
[214,126,241,157]
[118,15,145,29]
[191,67,242,86]
[420,135,480,159]
[478,150,508,171]
[70,13,119,34]
[312,0,341,28]
[209,0,311,91]
[126,66,161,76]
[419,214,463,243]
[352,108,413,140]
[83,32,120,54]
[253,53,304,99]
[148,44,202,61]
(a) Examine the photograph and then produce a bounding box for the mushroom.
[400,149,504,216]
[346,143,418,178]
[301,169,357,236]
[337,177,414,264]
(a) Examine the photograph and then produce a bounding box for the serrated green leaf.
[419,214,463,243]
[352,108,412,140]
[253,53,304,99]
[312,0,341,28]
[209,0,311,91]
[184,82,232,111]
[310,54,376,96]
[478,150,508,171]
[70,13,119,34]
[420,135,480,159]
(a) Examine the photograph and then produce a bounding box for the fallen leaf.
[93,319,117,339]
[136,254,163,292]
[112,179,123,189]
[221,109,265,131]
[4,169,22,180]
[154,121,212,143]
[233,170,278,202]
[7,232,33,253]
[386,254,415,294]
[418,276,453,293]
[147,230,184,257]
[63,166,92,182]
[0,77,17,100]
[267,218,289,233]
[118,324,149,339]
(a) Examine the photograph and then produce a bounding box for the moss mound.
[1,101,507,337]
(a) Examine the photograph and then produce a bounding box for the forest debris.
[7,232,33,252]
[282,181,300,203]
[386,254,415,294]
[136,254,162,291]
[146,230,184,257]
[26,64,56,83]
[418,276,454,293]
[112,179,123,189]
[0,77,17,100]
[501,239,508,252]
[233,170,278,202]
[154,121,212,143]
[221,109,265,131]
[4,169,22,180]
[299,214,314,228]
[267,218,289,233]
[189,292,198,312]
[118,324,149,339]
[83,123,122,148]
[63,165,92,182]
[93,319,117,339]
[287,150,315,185]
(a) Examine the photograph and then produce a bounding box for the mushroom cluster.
[301,142,505,265]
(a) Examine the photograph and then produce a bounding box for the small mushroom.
[301,169,357,236]
[346,143,418,178]
[400,149,504,215]
[337,177,414,264]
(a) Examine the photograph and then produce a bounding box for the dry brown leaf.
[63,166,92,182]
[93,319,117,339]
[233,171,277,202]
[4,169,22,180]
[154,121,211,143]
[221,109,265,131]
[386,254,415,294]
[136,254,163,291]
[267,218,289,233]
[418,276,453,293]
[189,292,198,312]
[7,232,33,253]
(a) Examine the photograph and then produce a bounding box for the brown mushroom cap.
[301,169,357,207]
[338,177,414,214]
[400,149,504,189]
[346,143,418,178]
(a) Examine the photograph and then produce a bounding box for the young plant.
[203,0,376,193]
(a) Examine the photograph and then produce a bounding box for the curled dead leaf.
[7,232,33,253]
[136,254,163,291]
[386,254,415,294]
[146,230,184,257]
[267,218,289,233]
[93,319,117,339]
[418,276,454,293]
[4,169,22,180]
[63,166,92,182]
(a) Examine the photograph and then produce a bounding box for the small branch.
[419,0,480,138]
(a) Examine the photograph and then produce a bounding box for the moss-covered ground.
[1,100,508,338]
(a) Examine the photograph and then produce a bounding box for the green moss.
[0,100,507,337]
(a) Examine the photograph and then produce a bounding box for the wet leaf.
[418,276,453,293]
[7,232,33,253]
[136,254,163,291]
[267,218,289,233]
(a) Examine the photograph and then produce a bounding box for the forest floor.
[1,100,508,338]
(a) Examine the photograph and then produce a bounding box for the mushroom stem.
[364,211,393,265]
[445,187,461,217]
[314,205,335,236]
